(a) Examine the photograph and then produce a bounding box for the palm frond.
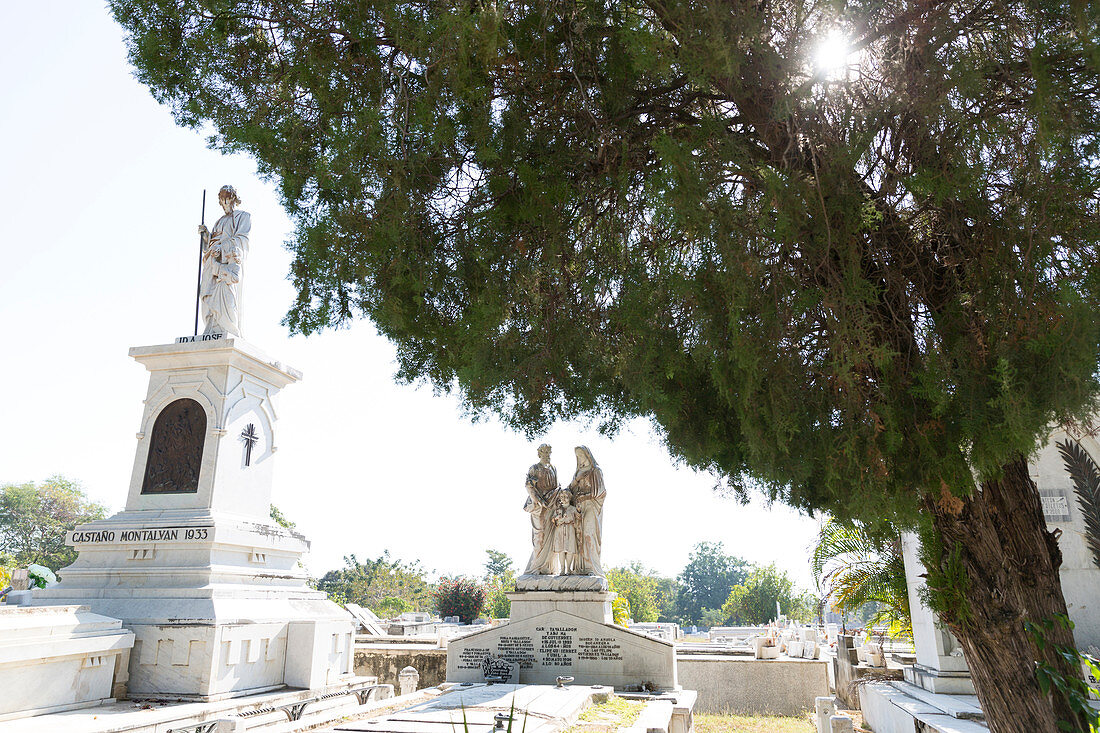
[812,517,911,634]
[1056,439,1100,570]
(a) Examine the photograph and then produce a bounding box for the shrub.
[435,577,486,623]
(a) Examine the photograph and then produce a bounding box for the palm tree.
[812,519,911,637]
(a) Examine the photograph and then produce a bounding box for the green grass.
[693,713,815,732]
[562,696,645,732]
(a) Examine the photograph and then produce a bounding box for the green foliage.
[611,595,631,626]
[107,0,1100,525]
[721,564,814,625]
[698,607,729,629]
[607,562,672,623]
[435,576,487,623]
[376,596,412,618]
[316,552,432,613]
[0,476,107,572]
[269,504,296,530]
[484,549,515,581]
[484,576,512,620]
[483,549,516,619]
[677,542,750,625]
[1025,616,1100,732]
[917,523,975,631]
[812,519,911,636]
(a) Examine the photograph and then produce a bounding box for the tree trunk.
[924,454,1086,732]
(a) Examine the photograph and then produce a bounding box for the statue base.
[515,573,609,592]
[507,589,615,625]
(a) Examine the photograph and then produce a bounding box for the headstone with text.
[446,609,675,689]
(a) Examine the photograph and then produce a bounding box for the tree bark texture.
[926,455,1084,732]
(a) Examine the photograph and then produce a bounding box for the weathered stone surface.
[354,645,447,690]
[0,606,134,721]
[447,608,675,690]
[515,574,609,592]
[676,654,829,716]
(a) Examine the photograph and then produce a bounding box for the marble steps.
[0,677,386,733]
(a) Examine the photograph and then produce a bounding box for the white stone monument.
[33,190,354,700]
[899,533,975,694]
[447,445,676,690]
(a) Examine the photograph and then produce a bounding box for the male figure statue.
[522,444,559,575]
[197,185,251,336]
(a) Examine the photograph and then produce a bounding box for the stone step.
[889,680,983,720]
[622,699,673,732]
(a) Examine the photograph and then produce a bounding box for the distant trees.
[315,553,432,614]
[607,562,667,623]
[721,564,816,625]
[0,476,107,572]
[607,545,815,627]
[676,542,750,625]
[483,548,516,619]
[314,541,817,628]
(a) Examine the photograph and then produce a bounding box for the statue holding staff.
[197,185,250,336]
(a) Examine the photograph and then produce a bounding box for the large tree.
[110,1,1100,728]
[676,541,750,624]
[0,477,107,573]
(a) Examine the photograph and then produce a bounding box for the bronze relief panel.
[141,398,206,494]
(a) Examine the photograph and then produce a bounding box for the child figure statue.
[551,490,581,574]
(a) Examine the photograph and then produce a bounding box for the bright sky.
[0,3,821,589]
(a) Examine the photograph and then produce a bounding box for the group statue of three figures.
[522,444,606,577]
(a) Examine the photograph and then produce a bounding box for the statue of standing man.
[197,185,250,337]
[522,444,559,575]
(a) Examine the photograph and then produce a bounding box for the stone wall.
[831,635,903,709]
[353,644,447,690]
[677,654,830,716]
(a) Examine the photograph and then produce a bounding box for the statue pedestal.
[33,338,355,700]
[448,581,676,691]
[507,589,615,625]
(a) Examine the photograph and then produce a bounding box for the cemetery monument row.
[447,445,677,690]
[31,186,356,700]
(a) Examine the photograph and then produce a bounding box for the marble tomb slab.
[0,605,134,721]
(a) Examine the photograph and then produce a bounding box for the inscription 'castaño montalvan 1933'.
[70,527,212,544]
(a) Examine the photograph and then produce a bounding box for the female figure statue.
[197,185,250,336]
[567,445,605,576]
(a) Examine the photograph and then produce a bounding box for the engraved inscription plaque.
[141,398,206,494]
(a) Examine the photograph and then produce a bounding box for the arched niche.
[141,397,206,494]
